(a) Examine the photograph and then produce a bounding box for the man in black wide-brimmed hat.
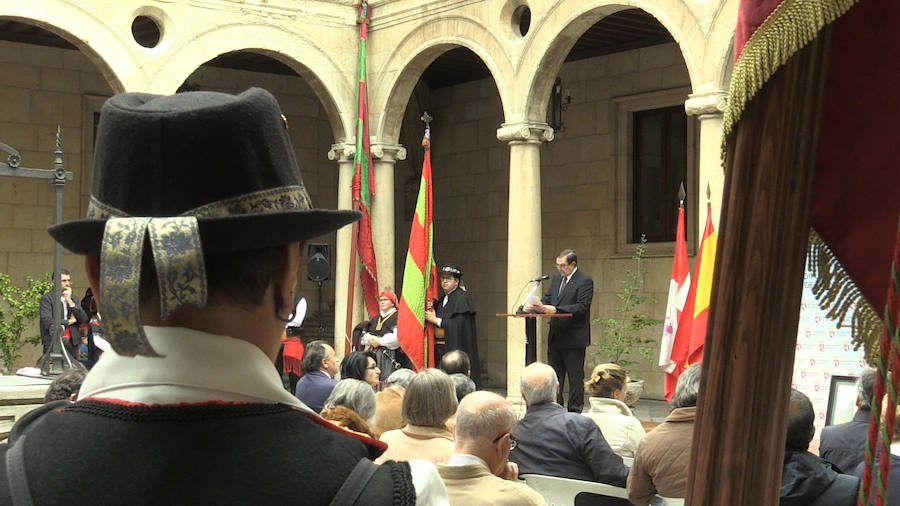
[425,264,480,383]
[0,89,445,504]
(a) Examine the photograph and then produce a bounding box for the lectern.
[496,313,571,364]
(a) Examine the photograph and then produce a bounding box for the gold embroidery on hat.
[101,218,161,357]
[187,185,312,217]
[87,185,312,220]
[87,197,129,219]
[147,217,207,320]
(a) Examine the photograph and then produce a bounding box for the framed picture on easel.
[825,375,858,426]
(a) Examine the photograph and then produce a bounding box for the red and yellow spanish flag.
[397,128,439,370]
[687,207,717,365]
[351,0,379,318]
[667,205,717,400]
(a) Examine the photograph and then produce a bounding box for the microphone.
[531,275,550,282]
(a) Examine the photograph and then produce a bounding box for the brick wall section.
[0,40,114,369]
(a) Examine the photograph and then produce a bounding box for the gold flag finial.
[678,182,686,208]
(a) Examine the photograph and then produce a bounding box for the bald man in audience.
[510,362,627,486]
[437,391,546,505]
[440,349,472,378]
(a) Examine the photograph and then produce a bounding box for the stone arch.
[519,1,703,123]
[149,23,353,142]
[717,37,735,92]
[372,16,515,142]
[0,8,130,93]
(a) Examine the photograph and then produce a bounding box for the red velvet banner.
[812,0,900,314]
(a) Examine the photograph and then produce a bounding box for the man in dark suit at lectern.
[524,249,593,413]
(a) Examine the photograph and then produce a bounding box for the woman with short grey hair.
[375,368,458,465]
[319,379,377,438]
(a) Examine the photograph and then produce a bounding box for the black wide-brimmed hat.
[440,264,463,278]
[46,88,359,357]
[49,88,359,255]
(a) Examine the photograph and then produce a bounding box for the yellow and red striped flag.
[397,128,438,370]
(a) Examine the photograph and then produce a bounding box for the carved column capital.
[684,91,728,117]
[328,143,355,162]
[496,122,554,143]
[371,143,407,162]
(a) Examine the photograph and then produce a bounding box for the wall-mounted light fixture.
[547,77,573,132]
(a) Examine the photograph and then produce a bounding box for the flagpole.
[345,0,375,355]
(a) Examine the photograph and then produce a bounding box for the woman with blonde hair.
[583,363,645,458]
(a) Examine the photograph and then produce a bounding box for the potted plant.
[591,236,661,405]
[0,273,52,373]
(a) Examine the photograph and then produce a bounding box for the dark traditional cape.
[434,288,480,382]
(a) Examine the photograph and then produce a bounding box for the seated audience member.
[44,368,86,402]
[446,373,477,433]
[820,367,876,473]
[583,363,645,458]
[376,368,458,465]
[450,373,476,402]
[341,350,381,389]
[372,368,416,438]
[628,364,701,504]
[509,362,627,486]
[437,391,546,506]
[320,379,377,438]
[781,389,858,506]
[440,349,472,377]
[294,340,338,413]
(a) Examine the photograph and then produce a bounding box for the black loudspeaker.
[307,243,331,282]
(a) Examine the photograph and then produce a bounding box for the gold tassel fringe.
[808,229,882,365]
[722,0,860,165]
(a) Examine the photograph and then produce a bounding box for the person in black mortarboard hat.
[425,264,480,383]
[0,88,446,505]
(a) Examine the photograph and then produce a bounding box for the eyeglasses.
[493,432,517,451]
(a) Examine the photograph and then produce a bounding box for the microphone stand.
[511,279,540,314]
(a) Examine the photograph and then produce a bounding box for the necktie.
[558,276,568,297]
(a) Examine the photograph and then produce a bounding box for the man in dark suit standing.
[525,249,593,413]
[39,269,89,359]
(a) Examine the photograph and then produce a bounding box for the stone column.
[370,143,407,292]
[328,142,360,361]
[497,121,553,409]
[685,90,727,232]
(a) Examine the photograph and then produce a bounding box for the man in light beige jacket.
[437,391,546,505]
